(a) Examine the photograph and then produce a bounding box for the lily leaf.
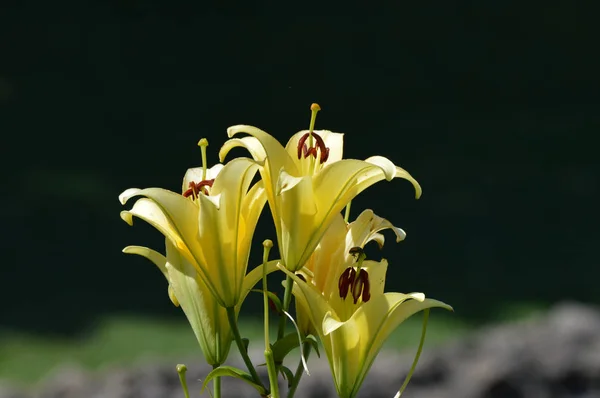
[251,289,283,314]
[304,334,321,358]
[201,365,267,396]
[279,365,295,387]
[271,332,302,365]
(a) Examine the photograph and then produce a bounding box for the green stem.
[265,350,280,398]
[226,306,265,391]
[176,364,190,398]
[287,341,312,398]
[212,364,221,398]
[261,240,279,398]
[277,275,294,340]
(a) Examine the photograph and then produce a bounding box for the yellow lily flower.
[219,104,422,272]
[123,240,232,366]
[119,154,267,309]
[123,240,278,367]
[282,210,452,398]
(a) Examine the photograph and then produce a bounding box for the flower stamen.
[338,267,356,300]
[183,179,214,198]
[338,247,371,303]
[296,103,330,164]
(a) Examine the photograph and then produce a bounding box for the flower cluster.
[119,104,452,398]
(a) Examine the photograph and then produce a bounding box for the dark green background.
[2,2,597,335]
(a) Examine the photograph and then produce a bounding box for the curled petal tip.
[414,185,422,200]
[119,188,142,205]
[410,292,426,302]
[226,124,249,138]
[120,210,134,226]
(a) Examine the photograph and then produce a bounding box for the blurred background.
[1,1,598,394]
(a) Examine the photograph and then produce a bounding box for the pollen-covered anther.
[297,131,330,163]
[351,269,371,304]
[338,267,356,299]
[182,179,215,198]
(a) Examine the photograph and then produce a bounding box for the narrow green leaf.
[271,332,302,364]
[201,365,267,396]
[304,334,320,358]
[251,289,283,313]
[279,365,295,388]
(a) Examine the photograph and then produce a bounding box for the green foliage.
[0,313,470,385]
[201,365,267,396]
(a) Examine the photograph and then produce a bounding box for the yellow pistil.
[198,138,209,181]
[306,103,321,174]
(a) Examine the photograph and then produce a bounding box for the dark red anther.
[297,133,310,159]
[351,269,371,304]
[338,267,356,299]
[182,179,215,198]
[361,270,371,303]
[296,132,330,163]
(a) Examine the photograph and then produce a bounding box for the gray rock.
[2,301,600,398]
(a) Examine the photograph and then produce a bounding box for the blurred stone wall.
[2,302,599,398]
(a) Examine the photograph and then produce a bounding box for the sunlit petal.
[165,240,233,366]
[122,245,168,279]
[347,209,406,253]
[353,294,452,393]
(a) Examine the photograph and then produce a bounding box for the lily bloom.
[219,104,422,272]
[123,240,276,367]
[119,153,267,309]
[282,210,452,398]
[123,240,231,366]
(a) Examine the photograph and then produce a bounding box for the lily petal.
[277,171,319,270]
[119,195,198,262]
[309,213,348,299]
[192,158,263,307]
[122,242,232,366]
[221,126,299,252]
[122,245,168,278]
[223,125,298,174]
[347,209,406,254]
[122,245,179,306]
[284,158,405,269]
[119,189,224,300]
[165,240,233,366]
[350,293,453,396]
